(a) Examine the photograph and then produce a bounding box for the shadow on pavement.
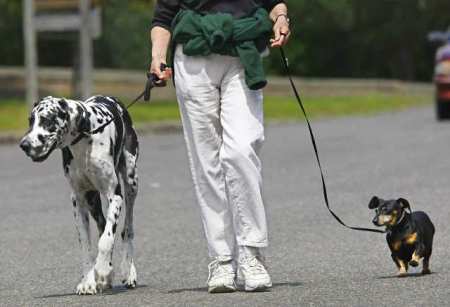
[36,284,148,299]
[376,272,436,279]
[166,281,303,294]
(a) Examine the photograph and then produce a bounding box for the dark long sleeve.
[260,0,285,12]
[151,0,286,31]
[151,0,180,31]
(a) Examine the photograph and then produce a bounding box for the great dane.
[20,95,139,294]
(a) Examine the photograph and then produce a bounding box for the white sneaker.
[238,250,272,292]
[207,258,236,293]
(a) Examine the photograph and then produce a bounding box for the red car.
[435,43,450,119]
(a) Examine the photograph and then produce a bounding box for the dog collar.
[387,211,408,232]
[71,102,90,146]
[396,211,406,225]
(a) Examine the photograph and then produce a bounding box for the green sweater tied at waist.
[172,8,273,90]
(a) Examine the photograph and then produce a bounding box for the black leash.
[92,67,167,134]
[71,65,167,145]
[279,47,384,234]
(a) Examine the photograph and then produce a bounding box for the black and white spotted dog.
[20,95,139,294]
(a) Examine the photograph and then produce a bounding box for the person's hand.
[270,15,291,48]
[150,57,172,84]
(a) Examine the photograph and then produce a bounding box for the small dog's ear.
[368,196,380,209]
[397,198,411,212]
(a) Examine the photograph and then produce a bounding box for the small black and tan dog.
[368,196,435,276]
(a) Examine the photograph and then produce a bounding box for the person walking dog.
[150,0,290,293]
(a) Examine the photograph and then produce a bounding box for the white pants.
[174,46,268,258]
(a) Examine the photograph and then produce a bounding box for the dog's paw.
[76,270,97,295]
[397,268,408,277]
[422,268,431,275]
[409,260,419,267]
[95,265,114,292]
[122,262,137,289]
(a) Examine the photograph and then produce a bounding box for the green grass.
[0,100,29,132]
[0,93,430,133]
[264,93,430,120]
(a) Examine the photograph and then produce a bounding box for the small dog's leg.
[396,258,408,277]
[72,193,97,295]
[120,151,138,289]
[422,255,431,274]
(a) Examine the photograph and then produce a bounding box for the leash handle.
[279,47,385,234]
[144,63,169,101]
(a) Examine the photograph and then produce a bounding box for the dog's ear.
[368,196,380,209]
[397,198,411,212]
[79,117,91,133]
[58,99,68,110]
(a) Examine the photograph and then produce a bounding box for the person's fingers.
[285,31,291,40]
[273,26,281,42]
[272,35,284,47]
[271,21,291,47]
[271,39,280,48]
[271,33,286,48]
[150,59,166,79]
[277,25,291,46]
[151,64,171,85]
[150,65,161,77]
[280,24,290,34]
[271,29,281,47]
[280,32,290,46]
[162,68,173,80]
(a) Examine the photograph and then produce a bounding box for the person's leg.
[174,47,236,292]
[219,58,267,249]
[219,58,271,291]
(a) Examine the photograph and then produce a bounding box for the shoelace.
[207,259,233,283]
[240,256,268,275]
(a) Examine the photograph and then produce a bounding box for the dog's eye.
[377,207,386,214]
[29,115,35,126]
[40,116,56,128]
[40,117,50,127]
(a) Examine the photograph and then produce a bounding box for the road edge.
[0,121,183,146]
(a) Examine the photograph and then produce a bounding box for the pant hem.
[236,241,268,248]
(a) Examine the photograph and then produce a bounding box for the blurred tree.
[94,0,154,69]
[0,0,23,66]
[266,0,354,78]
[349,0,426,80]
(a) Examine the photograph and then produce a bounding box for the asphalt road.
[2,106,450,306]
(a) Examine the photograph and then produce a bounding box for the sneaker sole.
[243,283,272,292]
[208,284,236,294]
[237,279,272,292]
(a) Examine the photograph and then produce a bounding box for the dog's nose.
[20,139,31,153]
